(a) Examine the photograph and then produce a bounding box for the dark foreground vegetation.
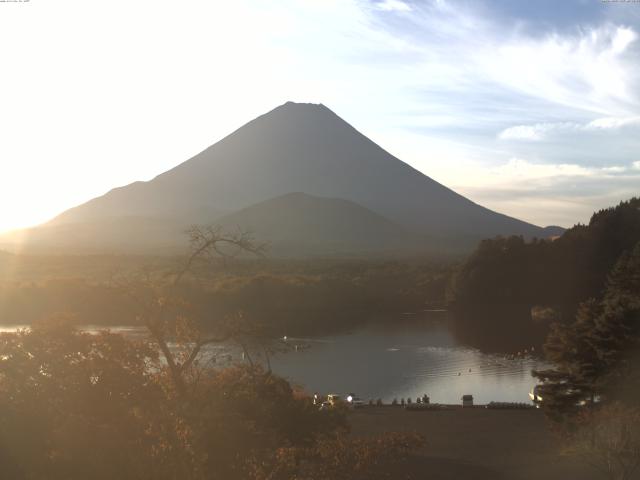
[0,321,424,480]
[533,240,640,480]
[450,197,640,352]
[452,198,640,480]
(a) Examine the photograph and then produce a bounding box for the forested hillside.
[450,198,640,351]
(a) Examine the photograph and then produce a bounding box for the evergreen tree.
[534,242,640,425]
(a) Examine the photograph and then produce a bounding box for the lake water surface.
[1,315,548,405]
[269,317,547,405]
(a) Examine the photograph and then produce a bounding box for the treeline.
[532,220,640,479]
[449,197,640,351]
[0,258,450,335]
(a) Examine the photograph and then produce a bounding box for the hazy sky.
[1,0,639,233]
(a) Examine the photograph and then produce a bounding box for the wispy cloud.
[492,158,593,179]
[375,0,412,12]
[498,124,572,141]
[498,116,640,141]
[586,115,640,130]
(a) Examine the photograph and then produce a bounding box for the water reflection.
[1,316,548,404]
[267,317,548,404]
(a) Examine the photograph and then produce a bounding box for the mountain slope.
[216,192,423,256]
[6,102,560,254]
[0,216,190,254]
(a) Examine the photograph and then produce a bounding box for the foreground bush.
[0,322,423,479]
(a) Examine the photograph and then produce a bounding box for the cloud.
[472,158,640,187]
[492,158,592,179]
[498,123,571,141]
[375,0,412,12]
[602,165,627,173]
[483,25,640,115]
[498,125,542,141]
[611,25,637,54]
[585,116,640,130]
[367,5,640,118]
[499,116,640,141]
[450,158,640,226]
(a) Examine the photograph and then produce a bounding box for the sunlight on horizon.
[1,0,639,233]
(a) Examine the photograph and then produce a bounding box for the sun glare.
[0,210,48,236]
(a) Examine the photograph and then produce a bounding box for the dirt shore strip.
[349,407,599,480]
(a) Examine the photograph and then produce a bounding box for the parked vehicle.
[320,393,365,410]
[346,393,365,408]
[529,386,543,405]
[320,394,342,409]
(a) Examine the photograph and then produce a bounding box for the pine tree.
[534,242,640,425]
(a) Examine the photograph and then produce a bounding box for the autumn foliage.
[0,321,423,479]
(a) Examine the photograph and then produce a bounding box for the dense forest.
[449,198,640,351]
[0,254,449,336]
[533,220,640,480]
[449,197,640,478]
[535,241,640,417]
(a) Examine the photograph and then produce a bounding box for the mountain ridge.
[3,102,563,255]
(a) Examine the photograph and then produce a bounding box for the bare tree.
[114,225,269,399]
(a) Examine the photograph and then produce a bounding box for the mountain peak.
[272,101,333,118]
[8,102,555,255]
[281,101,326,109]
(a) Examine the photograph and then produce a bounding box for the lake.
[1,314,548,405]
[268,316,547,405]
